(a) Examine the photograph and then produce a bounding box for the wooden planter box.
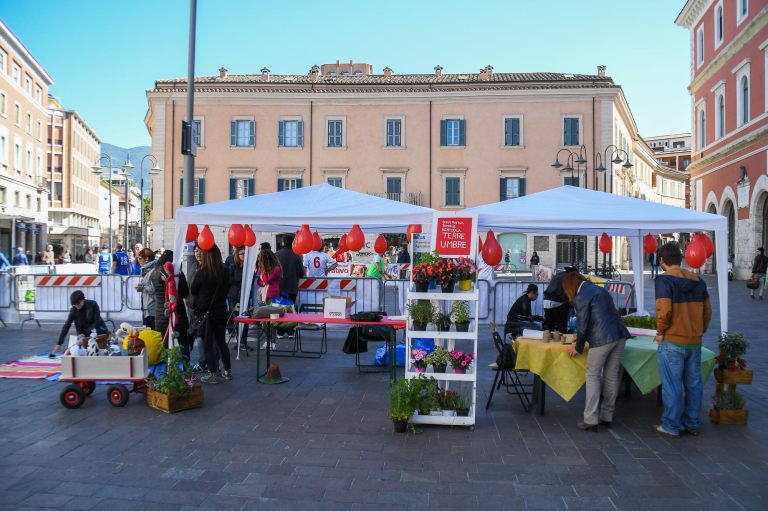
[147,385,203,413]
[709,408,748,425]
[714,369,753,385]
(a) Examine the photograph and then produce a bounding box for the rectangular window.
[278,178,302,191]
[35,86,41,104]
[0,50,5,74]
[440,118,466,147]
[192,119,202,147]
[14,104,20,125]
[12,64,20,85]
[327,120,343,147]
[327,177,343,188]
[14,143,20,171]
[0,92,5,116]
[715,2,724,46]
[26,113,32,133]
[563,117,580,146]
[36,120,42,140]
[697,27,705,65]
[737,0,748,23]
[504,117,521,146]
[230,119,255,147]
[24,75,31,95]
[26,150,31,173]
[229,177,254,199]
[499,177,526,201]
[386,176,402,201]
[14,191,19,206]
[445,177,461,206]
[447,120,460,146]
[36,155,42,175]
[192,177,204,205]
[279,120,303,147]
[0,136,6,165]
[386,118,402,147]
[564,176,579,187]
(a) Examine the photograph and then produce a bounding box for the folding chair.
[294,303,327,357]
[226,304,250,357]
[485,331,531,412]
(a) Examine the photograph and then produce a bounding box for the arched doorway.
[762,194,768,250]
[723,200,736,258]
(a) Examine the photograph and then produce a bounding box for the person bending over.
[50,290,108,357]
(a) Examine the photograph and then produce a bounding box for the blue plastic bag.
[271,293,294,307]
[374,342,406,366]
[412,338,435,354]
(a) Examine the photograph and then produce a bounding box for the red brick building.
[676,0,768,278]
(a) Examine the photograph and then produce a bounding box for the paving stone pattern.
[0,276,766,510]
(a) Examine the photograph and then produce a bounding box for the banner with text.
[430,213,478,259]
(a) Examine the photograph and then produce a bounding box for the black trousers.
[204,314,231,372]
[543,303,570,333]
[143,316,155,330]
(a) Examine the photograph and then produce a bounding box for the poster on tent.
[430,212,478,259]
[411,233,431,266]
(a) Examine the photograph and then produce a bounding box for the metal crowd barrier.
[124,275,144,311]
[383,279,493,320]
[296,276,382,314]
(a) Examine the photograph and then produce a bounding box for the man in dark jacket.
[504,284,542,339]
[50,290,108,356]
[750,247,768,300]
[276,237,303,304]
[542,266,577,333]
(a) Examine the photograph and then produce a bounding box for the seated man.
[50,290,108,357]
[504,284,543,339]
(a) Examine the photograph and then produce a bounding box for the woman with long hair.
[150,250,190,355]
[135,248,157,329]
[256,247,282,303]
[190,244,231,383]
[562,272,629,431]
[227,247,250,350]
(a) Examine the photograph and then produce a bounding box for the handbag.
[746,277,760,290]
[342,327,368,354]
[188,311,209,339]
[350,311,385,322]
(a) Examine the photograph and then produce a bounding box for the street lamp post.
[91,154,123,254]
[551,148,588,269]
[139,154,163,247]
[122,156,134,250]
[593,146,633,275]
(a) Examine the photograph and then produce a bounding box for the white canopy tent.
[173,184,436,321]
[466,186,729,331]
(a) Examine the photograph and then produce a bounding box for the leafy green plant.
[425,345,451,367]
[433,311,452,332]
[456,393,470,416]
[413,375,440,413]
[415,250,441,266]
[621,315,657,329]
[148,346,193,395]
[716,332,749,370]
[714,390,746,410]
[451,301,471,324]
[387,378,418,421]
[407,300,436,325]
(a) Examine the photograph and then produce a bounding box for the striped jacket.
[654,267,712,346]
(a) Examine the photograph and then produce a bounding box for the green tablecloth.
[622,336,717,395]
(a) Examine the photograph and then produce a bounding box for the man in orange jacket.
[653,242,712,437]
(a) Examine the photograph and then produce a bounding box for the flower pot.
[459,279,473,291]
[455,322,470,332]
[714,369,753,385]
[709,407,748,425]
[454,368,466,374]
[414,281,429,293]
[412,321,427,331]
[393,419,408,433]
[413,366,426,373]
[442,410,456,417]
[146,385,204,414]
[457,407,469,417]
[441,281,455,293]
[433,364,447,373]
[429,410,443,416]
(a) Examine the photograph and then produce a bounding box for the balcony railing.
[367,191,422,206]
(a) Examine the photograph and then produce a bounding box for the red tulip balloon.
[406,223,422,243]
[198,225,215,251]
[599,232,612,254]
[227,224,245,247]
[243,225,256,247]
[698,233,714,258]
[347,224,365,252]
[478,235,484,254]
[482,230,503,266]
[374,234,387,255]
[312,231,323,252]
[292,234,301,255]
[339,234,348,252]
[185,224,199,243]
[685,237,706,268]
[294,224,313,254]
[643,233,657,254]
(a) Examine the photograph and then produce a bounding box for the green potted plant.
[455,393,470,417]
[433,311,452,332]
[407,300,436,331]
[715,332,752,384]
[415,376,440,415]
[425,345,451,373]
[438,389,460,416]
[709,389,747,425]
[387,378,417,432]
[146,347,203,413]
[621,315,657,336]
[410,348,429,373]
[451,301,471,332]
[455,257,477,291]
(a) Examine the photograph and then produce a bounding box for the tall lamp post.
[552,148,589,269]
[122,156,135,250]
[139,154,163,247]
[594,146,633,274]
[91,154,124,254]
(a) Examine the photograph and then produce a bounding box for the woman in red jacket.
[257,247,282,303]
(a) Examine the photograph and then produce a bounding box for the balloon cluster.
[685,233,713,269]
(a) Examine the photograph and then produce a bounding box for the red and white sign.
[35,275,102,287]
[430,213,478,258]
[327,262,351,277]
[299,278,356,291]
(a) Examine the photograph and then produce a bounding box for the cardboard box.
[323,296,354,319]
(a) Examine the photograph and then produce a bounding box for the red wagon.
[58,350,148,409]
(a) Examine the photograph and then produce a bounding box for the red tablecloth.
[235,313,406,329]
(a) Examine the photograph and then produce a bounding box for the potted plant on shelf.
[451,301,471,332]
[407,300,435,331]
[438,389,460,416]
[425,345,451,373]
[455,257,477,291]
[410,348,429,373]
[456,393,470,416]
[433,257,458,293]
[449,350,474,374]
[709,389,747,425]
[415,376,440,416]
[715,332,752,385]
[412,263,433,293]
[387,378,417,433]
[434,311,452,332]
[621,315,657,337]
[146,347,203,413]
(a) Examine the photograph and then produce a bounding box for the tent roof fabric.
[466,186,726,235]
[175,184,435,232]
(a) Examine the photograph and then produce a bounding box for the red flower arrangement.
[449,350,474,371]
[455,257,477,281]
[412,262,435,283]
[432,257,457,286]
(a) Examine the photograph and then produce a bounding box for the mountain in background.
[100,142,152,195]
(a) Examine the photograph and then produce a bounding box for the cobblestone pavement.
[0,276,766,510]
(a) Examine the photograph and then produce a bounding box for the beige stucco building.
[146,62,683,270]
[0,20,52,258]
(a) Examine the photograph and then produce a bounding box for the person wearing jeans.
[654,242,712,437]
[563,272,630,431]
[750,247,768,300]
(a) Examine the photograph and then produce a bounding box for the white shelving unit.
[405,287,479,428]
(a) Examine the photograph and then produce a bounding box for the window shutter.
[248,121,255,146]
[573,119,579,145]
[230,121,237,146]
[296,178,303,189]
[504,119,511,146]
[229,178,237,199]
[564,119,571,145]
[512,119,520,146]
[277,178,284,192]
[179,177,183,205]
[499,178,506,201]
[198,178,205,204]
[248,178,255,196]
[297,120,304,147]
[440,120,447,146]
[459,120,466,146]
[519,178,526,197]
[278,121,285,147]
